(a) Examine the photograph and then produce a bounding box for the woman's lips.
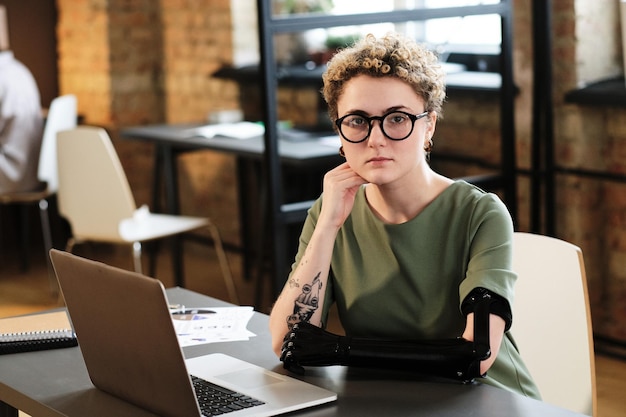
[368,156,391,163]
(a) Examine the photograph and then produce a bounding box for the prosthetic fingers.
[280,290,494,383]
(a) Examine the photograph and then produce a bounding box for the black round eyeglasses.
[335,110,429,144]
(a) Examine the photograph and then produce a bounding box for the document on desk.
[185,122,264,140]
[318,135,341,147]
[171,306,256,347]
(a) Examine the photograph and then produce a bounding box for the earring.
[339,146,345,157]
[424,138,433,153]
[424,138,433,161]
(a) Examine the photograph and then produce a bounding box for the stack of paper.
[186,122,264,140]
[171,306,256,347]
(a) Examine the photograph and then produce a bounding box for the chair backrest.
[38,94,78,192]
[56,126,136,242]
[511,232,596,416]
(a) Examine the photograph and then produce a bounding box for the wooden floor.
[1,242,625,416]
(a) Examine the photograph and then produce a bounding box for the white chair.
[0,94,77,291]
[511,232,596,416]
[56,126,238,304]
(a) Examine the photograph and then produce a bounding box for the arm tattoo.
[286,272,322,330]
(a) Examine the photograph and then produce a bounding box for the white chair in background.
[511,232,596,416]
[0,94,77,291]
[56,126,238,304]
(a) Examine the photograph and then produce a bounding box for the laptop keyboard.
[191,375,266,416]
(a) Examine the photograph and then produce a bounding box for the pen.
[171,308,216,315]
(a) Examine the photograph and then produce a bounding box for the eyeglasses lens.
[339,112,415,143]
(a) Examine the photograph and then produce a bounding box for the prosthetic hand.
[281,291,493,383]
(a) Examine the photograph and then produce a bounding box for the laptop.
[49,249,336,417]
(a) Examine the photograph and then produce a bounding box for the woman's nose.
[367,120,386,146]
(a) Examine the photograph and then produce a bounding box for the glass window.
[268,0,501,69]
[326,0,501,48]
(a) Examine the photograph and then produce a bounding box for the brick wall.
[57,0,112,126]
[56,0,242,247]
[551,0,626,342]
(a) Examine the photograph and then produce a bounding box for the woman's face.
[337,75,436,186]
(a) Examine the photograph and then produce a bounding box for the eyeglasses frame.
[335,110,429,144]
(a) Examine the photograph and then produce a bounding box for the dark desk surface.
[122,123,343,165]
[0,288,587,417]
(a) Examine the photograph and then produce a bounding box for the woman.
[269,32,539,398]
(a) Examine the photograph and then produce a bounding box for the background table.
[122,124,343,295]
[0,287,587,417]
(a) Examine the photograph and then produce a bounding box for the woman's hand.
[318,162,368,230]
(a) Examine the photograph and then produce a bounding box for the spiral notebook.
[0,310,77,354]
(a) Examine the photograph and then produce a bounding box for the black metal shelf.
[215,65,503,95]
[564,77,626,107]
[255,1,517,295]
[267,4,508,33]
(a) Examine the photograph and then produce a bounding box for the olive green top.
[290,181,541,399]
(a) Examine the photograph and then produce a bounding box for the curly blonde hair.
[322,32,446,125]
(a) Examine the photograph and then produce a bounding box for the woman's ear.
[426,111,437,138]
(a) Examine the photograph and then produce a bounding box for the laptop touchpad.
[216,369,284,390]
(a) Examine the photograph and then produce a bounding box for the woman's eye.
[388,113,407,124]
[346,116,367,128]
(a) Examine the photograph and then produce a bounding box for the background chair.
[56,126,238,304]
[511,232,596,416]
[0,94,77,292]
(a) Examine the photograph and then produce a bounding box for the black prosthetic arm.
[281,291,494,383]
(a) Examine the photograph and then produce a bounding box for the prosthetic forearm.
[281,290,493,383]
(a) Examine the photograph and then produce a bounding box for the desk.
[122,124,342,292]
[0,287,586,417]
[122,123,342,214]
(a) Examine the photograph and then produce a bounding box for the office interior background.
[2,0,626,367]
